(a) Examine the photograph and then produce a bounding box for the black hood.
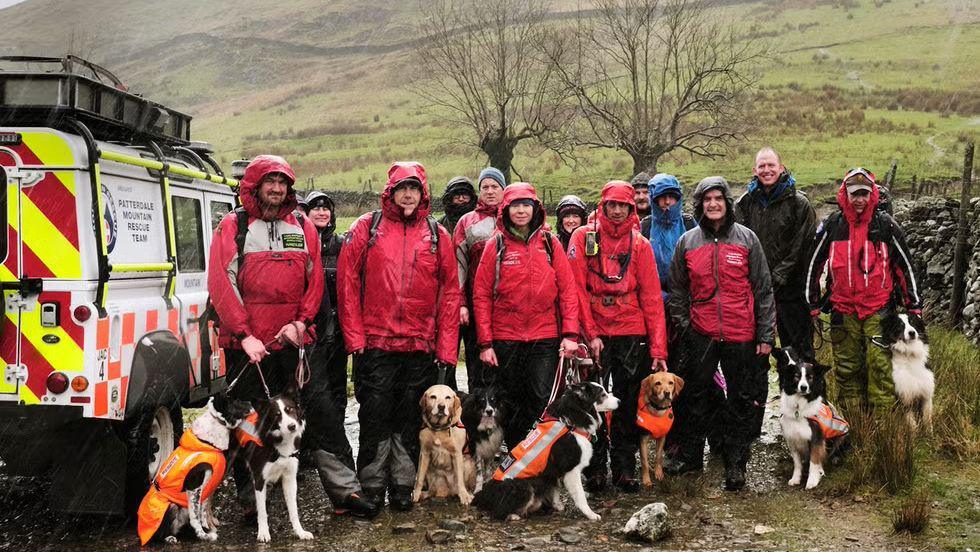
[441,176,477,220]
[305,190,336,236]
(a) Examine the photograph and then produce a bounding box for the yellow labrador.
[413,384,475,505]
[638,372,684,487]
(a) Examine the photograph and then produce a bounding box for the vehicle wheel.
[123,403,183,517]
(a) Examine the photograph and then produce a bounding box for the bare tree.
[544,0,766,175]
[414,0,568,182]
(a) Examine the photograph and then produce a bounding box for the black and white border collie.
[880,312,933,429]
[776,347,848,490]
[459,387,506,492]
[237,392,312,542]
[472,382,619,521]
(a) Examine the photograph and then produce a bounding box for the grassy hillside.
[2,0,978,202]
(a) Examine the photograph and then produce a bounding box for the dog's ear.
[813,361,831,377]
[638,376,652,409]
[451,395,462,425]
[419,392,429,413]
[672,373,685,396]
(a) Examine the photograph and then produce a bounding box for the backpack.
[492,230,553,298]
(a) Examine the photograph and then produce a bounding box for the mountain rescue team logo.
[568,244,577,259]
[725,251,745,266]
[102,184,118,254]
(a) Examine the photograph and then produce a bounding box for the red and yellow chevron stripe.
[0,132,82,401]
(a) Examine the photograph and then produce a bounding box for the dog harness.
[808,402,850,440]
[137,430,227,545]
[235,410,263,447]
[493,420,590,481]
[635,396,674,439]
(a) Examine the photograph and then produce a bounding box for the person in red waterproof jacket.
[666,176,776,492]
[471,182,579,449]
[566,181,669,493]
[336,162,461,512]
[805,168,922,414]
[207,154,324,516]
[453,167,507,391]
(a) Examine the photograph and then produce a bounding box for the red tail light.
[73,305,92,323]
[46,372,69,394]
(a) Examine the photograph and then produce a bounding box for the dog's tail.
[473,479,533,521]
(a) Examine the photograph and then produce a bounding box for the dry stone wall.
[892,196,980,343]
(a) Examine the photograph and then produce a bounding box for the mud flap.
[48,420,127,515]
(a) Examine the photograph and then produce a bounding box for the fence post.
[885,160,898,190]
[910,174,918,200]
[950,141,976,327]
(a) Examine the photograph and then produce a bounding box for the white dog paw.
[805,477,822,490]
[459,492,473,506]
[585,511,601,521]
[788,476,801,486]
[506,514,521,521]
[164,535,178,544]
[256,529,271,543]
[295,529,314,540]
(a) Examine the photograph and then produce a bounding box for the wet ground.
[0,371,957,551]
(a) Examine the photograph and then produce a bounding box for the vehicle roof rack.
[0,55,192,146]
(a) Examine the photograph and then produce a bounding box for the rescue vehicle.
[0,56,238,515]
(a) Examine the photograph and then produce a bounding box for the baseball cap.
[843,167,875,194]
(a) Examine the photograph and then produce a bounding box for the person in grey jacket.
[666,176,775,492]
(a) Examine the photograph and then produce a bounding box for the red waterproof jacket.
[207,155,323,349]
[668,178,776,344]
[805,182,921,319]
[336,162,461,365]
[567,181,668,359]
[453,199,499,299]
[472,183,578,347]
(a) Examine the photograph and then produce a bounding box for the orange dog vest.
[493,420,588,481]
[808,402,849,440]
[137,430,226,545]
[635,396,674,439]
[235,410,263,447]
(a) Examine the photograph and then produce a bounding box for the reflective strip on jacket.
[808,402,849,440]
[493,420,583,480]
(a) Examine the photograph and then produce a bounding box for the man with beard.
[631,171,652,221]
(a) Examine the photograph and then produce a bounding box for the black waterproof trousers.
[461,322,483,391]
[584,335,649,481]
[353,349,437,493]
[775,284,815,359]
[302,340,361,505]
[671,330,769,470]
[489,338,560,450]
[309,336,349,418]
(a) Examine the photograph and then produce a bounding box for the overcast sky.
[0,0,27,9]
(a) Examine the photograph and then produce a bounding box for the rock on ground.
[623,502,671,542]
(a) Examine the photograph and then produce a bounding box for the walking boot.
[334,492,381,519]
[388,484,414,512]
[723,446,747,491]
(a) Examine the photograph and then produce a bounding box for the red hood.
[837,179,879,226]
[496,182,546,234]
[597,180,639,237]
[239,155,298,220]
[381,162,431,221]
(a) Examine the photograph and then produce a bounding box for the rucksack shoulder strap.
[366,210,383,248]
[426,215,439,254]
[542,231,554,264]
[234,207,249,265]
